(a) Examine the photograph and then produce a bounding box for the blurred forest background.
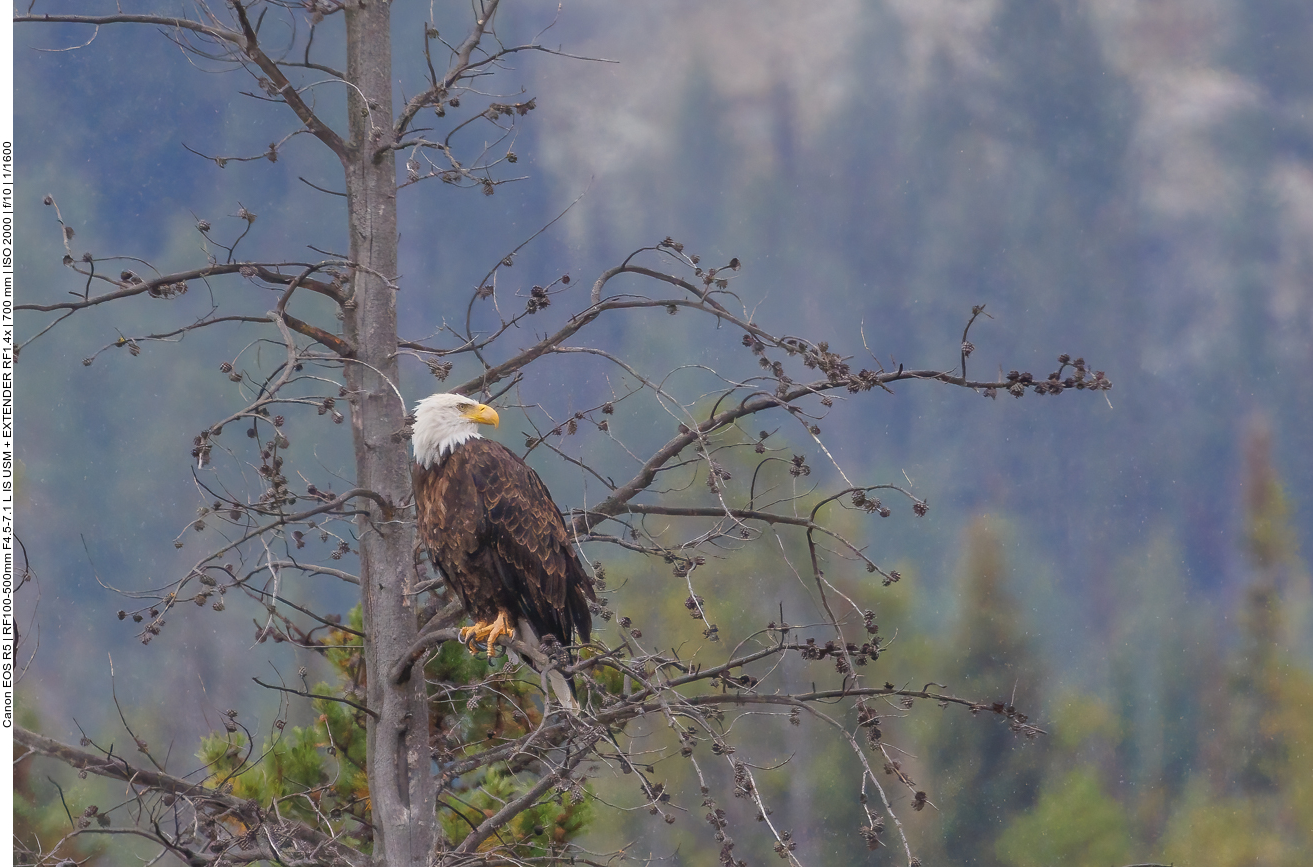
[13,1,1313,865]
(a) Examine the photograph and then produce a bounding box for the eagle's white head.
[412,392,500,468]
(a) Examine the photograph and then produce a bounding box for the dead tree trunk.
[343,4,437,865]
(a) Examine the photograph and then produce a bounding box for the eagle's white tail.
[513,618,580,713]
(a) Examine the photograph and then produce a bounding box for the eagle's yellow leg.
[459,611,516,657]
[484,610,515,654]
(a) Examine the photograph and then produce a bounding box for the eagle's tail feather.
[513,618,582,714]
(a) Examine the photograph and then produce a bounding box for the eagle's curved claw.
[459,611,516,658]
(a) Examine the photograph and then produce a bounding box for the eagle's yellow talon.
[459,623,482,650]
[459,613,516,658]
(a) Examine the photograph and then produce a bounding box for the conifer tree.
[1229,419,1295,792]
[923,516,1048,866]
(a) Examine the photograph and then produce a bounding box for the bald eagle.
[412,393,596,670]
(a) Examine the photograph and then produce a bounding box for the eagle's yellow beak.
[463,403,500,428]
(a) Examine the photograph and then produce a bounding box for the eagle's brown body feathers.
[414,436,595,649]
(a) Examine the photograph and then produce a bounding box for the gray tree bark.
[342,4,438,865]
